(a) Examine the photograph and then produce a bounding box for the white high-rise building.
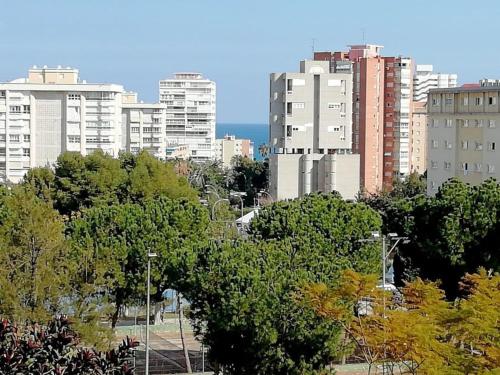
[159,73,216,161]
[0,66,123,183]
[121,91,167,159]
[413,65,458,103]
[269,60,360,200]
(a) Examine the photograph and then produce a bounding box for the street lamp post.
[230,192,246,219]
[211,198,229,221]
[145,252,157,375]
[204,184,221,200]
[359,231,408,375]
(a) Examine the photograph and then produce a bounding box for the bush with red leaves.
[0,316,137,374]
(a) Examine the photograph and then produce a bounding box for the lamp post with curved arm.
[211,198,230,221]
[204,184,221,200]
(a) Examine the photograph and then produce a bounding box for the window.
[489,120,496,128]
[23,148,30,157]
[153,118,160,124]
[463,119,469,128]
[9,134,19,142]
[0,148,5,156]
[488,164,495,173]
[292,102,305,109]
[9,106,21,114]
[23,134,30,142]
[0,135,5,141]
[432,97,439,106]
[286,102,292,115]
[432,140,439,149]
[286,125,292,137]
[488,142,496,151]
[489,97,496,105]
[475,163,482,172]
[22,105,30,114]
[462,140,468,150]
[476,119,484,127]
[476,142,483,151]
[444,162,451,170]
[463,162,469,171]
[328,103,340,110]
[68,94,81,100]
[432,119,439,128]
[445,140,452,149]
[475,97,483,106]
[131,127,140,133]
[431,161,438,169]
[463,97,468,105]
[287,79,293,92]
[68,135,81,143]
[0,91,5,98]
[445,98,453,105]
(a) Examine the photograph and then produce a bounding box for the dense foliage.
[24,150,197,216]
[68,197,210,327]
[175,194,382,374]
[0,317,137,374]
[304,269,500,374]
[362,177,500,297]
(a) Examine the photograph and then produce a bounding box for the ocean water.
[216,123,268,160]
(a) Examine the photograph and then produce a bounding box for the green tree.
[0,187,69,322]
[176,193,382,374]
[68,196,209,328]
[24,150,198,216]
[229,156,269,206]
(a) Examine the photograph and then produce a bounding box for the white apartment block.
[390,57,413,177]
[0,66,123,183]
[159,73,216,161]
[413,65,457,103]
[427,81,500,194]
[269,60,360,200]
[215,135,254,167]
[121,92,167,159]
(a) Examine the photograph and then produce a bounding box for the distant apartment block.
[0,66,123,183]
[269,60,360,200]
[410,65,457,174]
[315,45,413,193]
[413,65,457,103]
[427,80,500,194]
[159,73,216,161]
[215,134,254,167]
[121,91,167,159]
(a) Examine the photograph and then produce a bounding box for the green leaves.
[179,193,382,374]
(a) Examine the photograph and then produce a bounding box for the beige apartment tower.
[269,60,360,200]
[427,80,500,194]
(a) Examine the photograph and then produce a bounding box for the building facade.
[0,66,123,183]
[427,81,500,194]
[159,73,216,161]
[215,134,254,167]
[121,92,167,159]
[269,60,360,200]
[411,101,427,173]
[413,65,457,103]
[315,46,413,193]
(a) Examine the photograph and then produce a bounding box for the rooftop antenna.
[362,28,366,43]
[312,38,316,57]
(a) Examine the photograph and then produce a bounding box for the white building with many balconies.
[121,91,167,159]
[159,73,216,161]
[0,66,124,183]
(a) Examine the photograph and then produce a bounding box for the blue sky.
[0,0,498,123]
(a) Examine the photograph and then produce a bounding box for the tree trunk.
[177,293,192,373]
[111,303,121,328]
